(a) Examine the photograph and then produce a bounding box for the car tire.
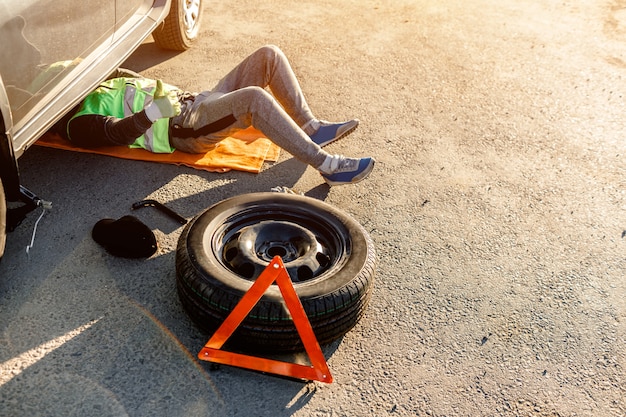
[0,179,6,261]
[153,0,203,51]
[175,192,376,353]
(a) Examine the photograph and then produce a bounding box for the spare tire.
[175,192,376,353]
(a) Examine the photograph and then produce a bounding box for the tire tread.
[175,194,376,353]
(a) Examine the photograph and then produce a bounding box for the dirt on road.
[1,0,625,416]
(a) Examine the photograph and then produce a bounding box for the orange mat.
[35,127,280,173]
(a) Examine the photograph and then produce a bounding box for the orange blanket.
[35,127,280,173]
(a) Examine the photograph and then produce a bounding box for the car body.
[0,0,203,260]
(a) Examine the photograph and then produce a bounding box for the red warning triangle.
[198,256,333,383]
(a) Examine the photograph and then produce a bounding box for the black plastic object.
[132,199,187,225]
[92,215,157,258]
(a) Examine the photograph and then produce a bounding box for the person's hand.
[153,79,181,118]
[145,80,181,121]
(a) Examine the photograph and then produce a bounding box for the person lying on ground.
[55,45,374,186]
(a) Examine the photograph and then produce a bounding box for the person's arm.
[67,111,153,148]
[65,79,180,148]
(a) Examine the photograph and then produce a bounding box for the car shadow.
[121,40,184,73]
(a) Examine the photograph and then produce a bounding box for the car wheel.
[175,192,376,353]
[153,0,203,51]
[0,179,6,261]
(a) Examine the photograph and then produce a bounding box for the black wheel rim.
[212,205,351,283]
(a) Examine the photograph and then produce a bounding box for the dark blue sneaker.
[321,156,375,186]
[309,119,359,147]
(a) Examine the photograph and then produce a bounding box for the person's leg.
[211,45,316,130]
[170,46,374,184]
[173,86,327,167]
[212,45,359,145]
[171,86,374,186]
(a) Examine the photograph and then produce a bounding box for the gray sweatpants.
[170,45,327,168]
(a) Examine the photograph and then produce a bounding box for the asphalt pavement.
[1,0,625,416]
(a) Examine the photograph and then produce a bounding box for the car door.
[0,0,115,128]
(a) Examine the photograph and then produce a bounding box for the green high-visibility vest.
[70,77,175,153]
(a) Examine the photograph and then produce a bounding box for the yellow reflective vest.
[70,78,175,153]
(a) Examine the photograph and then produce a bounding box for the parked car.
[0,0,203,260]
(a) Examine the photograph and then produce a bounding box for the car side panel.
[0,0,115,126]
[3,0,170,159]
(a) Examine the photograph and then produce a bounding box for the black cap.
[92,215,157,258]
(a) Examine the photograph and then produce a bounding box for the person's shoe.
[321,156,375,186]
[309,119,359,147]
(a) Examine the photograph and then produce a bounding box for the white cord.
[26,205,49,257]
